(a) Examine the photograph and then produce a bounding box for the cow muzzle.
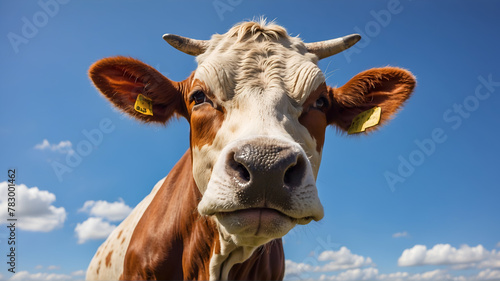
[198,137,324,244]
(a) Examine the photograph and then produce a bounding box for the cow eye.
[313,97,329,110]
[190,91,208,105]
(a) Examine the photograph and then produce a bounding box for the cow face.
[89,21,415,248]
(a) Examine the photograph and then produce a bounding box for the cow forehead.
[193,24,325,105]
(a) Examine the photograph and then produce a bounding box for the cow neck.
[209,237,255,280]
[209,237,285,280]
[122,149,285,280]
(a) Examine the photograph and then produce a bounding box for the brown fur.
[88,56,189,123]
[327,67,416,133]
[187,80,226,149]
[105,251,113,267]
[299,82,329,153]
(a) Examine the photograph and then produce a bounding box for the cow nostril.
[227,152,251,184]
[283,154,306,188]
[236,162,251,182]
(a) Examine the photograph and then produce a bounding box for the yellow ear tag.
[347,106,381,134]
[134,94,153,116]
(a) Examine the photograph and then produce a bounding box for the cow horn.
[305,34,361,60]
[162,34,209,56]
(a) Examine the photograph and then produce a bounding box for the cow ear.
[89,56,188,123]
[327,67,416,133]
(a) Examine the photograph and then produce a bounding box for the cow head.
[89,20,415,248]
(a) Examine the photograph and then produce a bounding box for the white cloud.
[316,247,375,272]
[78,199,132,221]
[284,244,500,281]
[477,250,500,269]
[398,244,493,267]
[71,270,85,276]
[451,263,476,270]
[398,245,427,266]
[35,265,43,270]
[403,269,462,281]
[10,271,72,281]
[75,198,132,244]
[319,267,379,281]
[0,182,66,232]
[34,139,74,154]
[285,260,315,275]
[284,247,375,279]
[47,265,60,270]
[299,269,492,281]
[497,242,500,248]
[477,269,500,280]
[375,271,410,281]
[75,217,116,244]
[376,269,467,281]
[393,231,409,238]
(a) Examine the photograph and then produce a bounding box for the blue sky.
[1,1,499,280]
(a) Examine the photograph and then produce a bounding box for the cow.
[86,19,415,280]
